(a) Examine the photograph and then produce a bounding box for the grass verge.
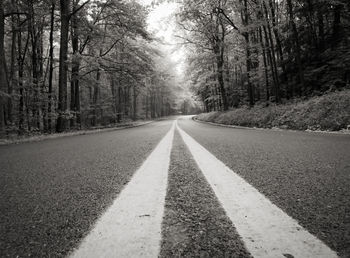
[196,90,350,131]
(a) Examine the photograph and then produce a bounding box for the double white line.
[70,120,338,258]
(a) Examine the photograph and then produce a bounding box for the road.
[0,116,349,257]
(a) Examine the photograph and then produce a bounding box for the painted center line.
[70,122,175,258]
[177,121,338,258]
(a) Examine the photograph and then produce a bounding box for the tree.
[0,0,8,134]
[56,0,70,132]
[286,0,305,94]
[47,0,55,132]
[177,0,350,110]
[0,0,180,137]
[177,0,231,110]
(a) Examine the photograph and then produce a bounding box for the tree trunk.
[242,0,254,106]
[151,90,155,118]
[244,34,254,106]
[117,86,122,122]
[48,2,55,132]
[268,0,287,83]
[56,0,70,132]
[110,77,117,123]
[215,15,229,111]
[17,22,26,132]
[0,0,8,134]
[92,69,100,127]
[70,0,81,128]
[215,48,228,110]
[8,5,16,125]
[262,25,278,99]
[317,8,325,51]
[332,4,342,45]
[145,91,149,119]
[286,0,305,95]
[259,27,270,101]
[28,1,41,130]
[124,86,129,117]
[263,2,280,102]
[38,22,44,130]
[133,85,137,120]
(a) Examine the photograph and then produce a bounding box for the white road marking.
[176,121,338,258]
[70,122,175,258]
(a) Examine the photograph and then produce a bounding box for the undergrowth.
[196,90,350,131]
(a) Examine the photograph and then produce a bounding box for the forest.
[0,0,183,136]
[177,0,350,112]
[1,0,349,136]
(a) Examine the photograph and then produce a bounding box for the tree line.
[177,0,350,112]
[0,0,178,135]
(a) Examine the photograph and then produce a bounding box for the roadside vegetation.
[177,0,350,131]
[0,0,184,138]
[196,89,350,131]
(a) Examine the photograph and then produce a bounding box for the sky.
[138,0,186,78]
[136,0,196,104]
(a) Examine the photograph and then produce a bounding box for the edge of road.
[0,121,154,146]
[192,117,350,135]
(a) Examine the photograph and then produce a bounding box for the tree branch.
[69,0,90,19]
[214,7,241,33]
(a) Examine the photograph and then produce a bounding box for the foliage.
[196,89,350,131]
[0,0,179,135]
[177,0,350,111]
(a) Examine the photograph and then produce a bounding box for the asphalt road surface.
[1,116,349,257]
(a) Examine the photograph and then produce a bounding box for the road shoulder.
[0,121,153,146]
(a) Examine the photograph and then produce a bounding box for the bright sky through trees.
[138,0,186,77]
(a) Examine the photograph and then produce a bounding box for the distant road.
[1,116,349,257]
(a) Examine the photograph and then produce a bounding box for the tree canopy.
[175,0,350,111]
[0,0,181,134]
